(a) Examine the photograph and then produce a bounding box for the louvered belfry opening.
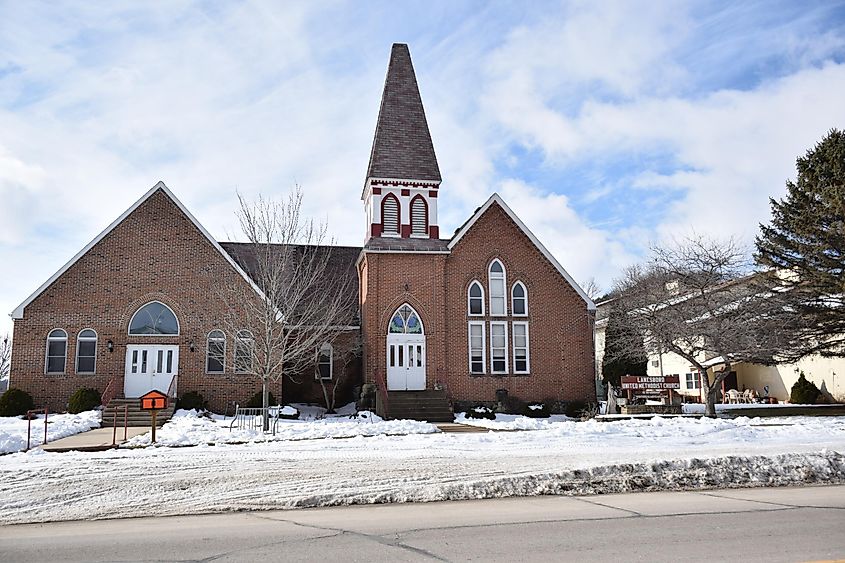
[411,196,428,235]
[382,194,400,234]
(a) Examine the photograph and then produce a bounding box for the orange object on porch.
[139,390,168,411]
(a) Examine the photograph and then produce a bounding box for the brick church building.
[9,44,596,420]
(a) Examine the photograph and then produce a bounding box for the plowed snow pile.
[1,415,844,524]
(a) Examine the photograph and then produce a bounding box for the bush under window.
[68,388,101,414]
[0,388,35,417]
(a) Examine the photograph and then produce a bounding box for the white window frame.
[489,321,508,374]
[234,330,254,374]
[685,371,701,390]
[511,281,528,317]
[75,328,98,375]
[512,322,530,374]
[45,328,68,375]
[127,300,181,336]
[468,321,486,374]
[317,343,333,380]
[467,280,485,316]
[206,329,226,374]
[488,259,507,316]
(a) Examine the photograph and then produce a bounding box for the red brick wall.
[443,203,595,404]
[361,201,595,405]
[10,189,280,413]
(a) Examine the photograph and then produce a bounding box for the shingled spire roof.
[365,43,442,185]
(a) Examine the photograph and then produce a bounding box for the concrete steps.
[103,397,176,427]
[385,390,453,422]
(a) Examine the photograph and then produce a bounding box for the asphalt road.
[1,486,844,562]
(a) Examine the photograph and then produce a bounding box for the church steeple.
[363,43,441,241]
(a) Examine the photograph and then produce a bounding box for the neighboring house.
[8,43,597,417]
[0,377,8,393]
[594,295,845,403]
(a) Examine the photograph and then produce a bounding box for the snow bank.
[123,408,439,447]
[454,413,575,430]
[0,410,100,454]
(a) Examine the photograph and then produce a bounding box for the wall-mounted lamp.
[107,340,114,353]
[404,283,409,292]
[189,341,195,352]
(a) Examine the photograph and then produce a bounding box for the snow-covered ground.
[454,412,575,430]
[1,415,844,524]
[124,407,438,447]
[0,410,100,454]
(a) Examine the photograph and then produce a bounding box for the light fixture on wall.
[107,340,114,353]
[189,341,195,352]
[404,283,409,292]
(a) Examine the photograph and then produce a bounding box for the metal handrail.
[25,408,48,451]
[100,375,119,410]
[166,373,179,400]
[107,404,129,446]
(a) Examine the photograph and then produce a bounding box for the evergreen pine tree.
[602,305,648,387]
[756,128,845,359]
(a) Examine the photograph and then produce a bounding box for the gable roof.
[448,194,596,311]
[364,43,441,188]
[10,181,265,320]
[220,242,361,324]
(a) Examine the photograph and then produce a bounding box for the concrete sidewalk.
[41,427,149,452]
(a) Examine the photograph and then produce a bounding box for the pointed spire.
[366,43,441,184]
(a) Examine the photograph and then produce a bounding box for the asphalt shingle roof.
[365,43,441,184]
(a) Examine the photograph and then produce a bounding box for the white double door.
[386,335,426,391]
[124,345,179,398]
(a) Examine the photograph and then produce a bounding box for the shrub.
[563,400,588,418]
[523,402,551,418]
[177,391,207,411]
[497,394,525,415]
[245,391,277,408]
[67,388,101,414]
[790,372,820,404]
[465,405,495,420]
[0,388,35,417]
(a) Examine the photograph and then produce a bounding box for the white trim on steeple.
[10,181,267,320]
[448,193,596,311]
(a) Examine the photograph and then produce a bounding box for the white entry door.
[124,345,179,398]
[386,335,426,391]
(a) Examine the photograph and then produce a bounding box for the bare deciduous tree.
[316,338,362,414]
[581,277,603,301]
[0,333,10,382]
[608,236,797,417]
[216,187,356,429]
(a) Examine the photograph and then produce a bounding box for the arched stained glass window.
[388,304,424,334]
[129,302,179,335]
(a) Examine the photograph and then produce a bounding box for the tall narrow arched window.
[512,282,528,316]
[410,195,428,236]
[76,329,97,374]
[206,330,226,374]
[488,259,507,316]
[129,301,179,335]
[234,330,254,374]
[317,343,333,380]
[46,329,68,374]
[382,193,400,235]
[468,281,484,316]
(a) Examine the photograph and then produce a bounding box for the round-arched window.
[129,302,180,335]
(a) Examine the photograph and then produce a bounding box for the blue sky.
[2,0,845,334]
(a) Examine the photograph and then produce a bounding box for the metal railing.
[100,375,119,410]
[105,404,129,446]
[25,408,49,451]
[167,374,179,401]
[228,405,286,435]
